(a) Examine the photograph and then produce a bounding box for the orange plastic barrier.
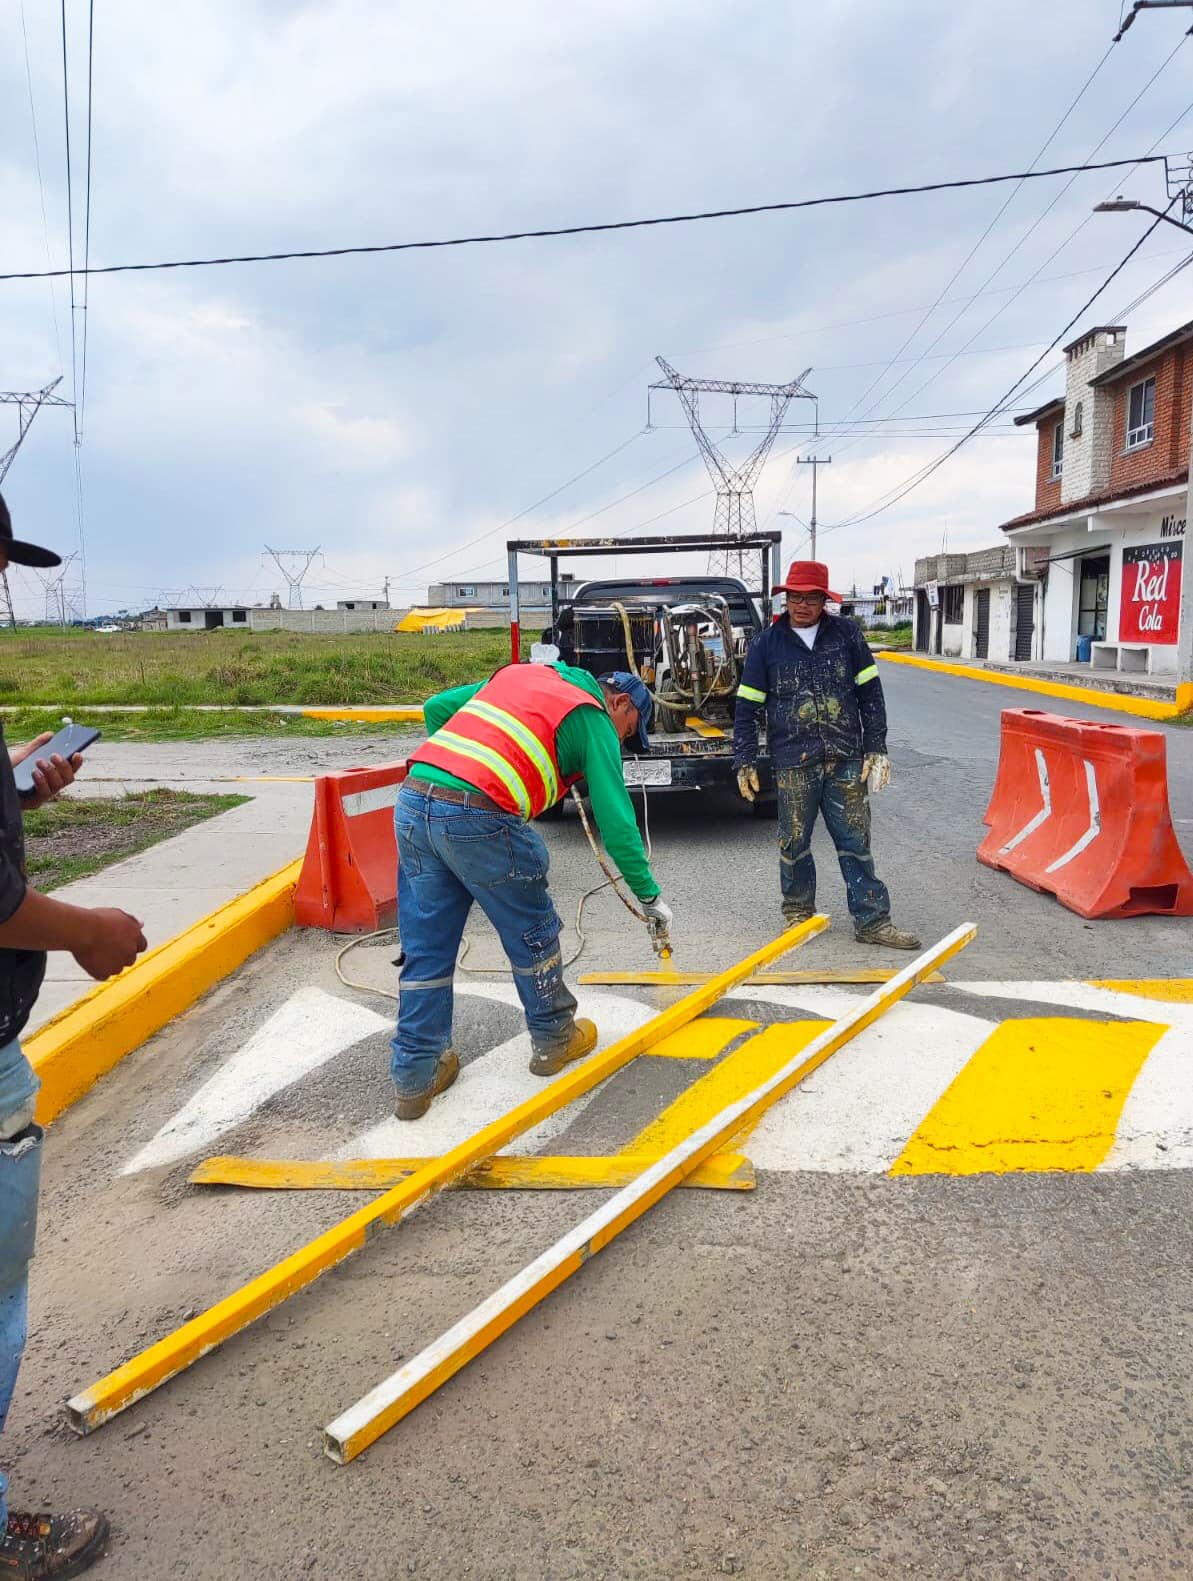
[978,709,1193,920]
[295,761,408,933]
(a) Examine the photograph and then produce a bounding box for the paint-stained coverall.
[732,611,894,927]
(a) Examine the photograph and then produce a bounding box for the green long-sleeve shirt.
[409,662,660,901]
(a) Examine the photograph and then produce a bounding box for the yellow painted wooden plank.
[889,1017,1166,1177]
[645,1017,757,1060]
[1089,979,1193,1005]
[323,924,977,1462]
[190,1152,755,1192]
[684,716,725,739]
[26,859,302,1127]
[620,1021,833,1156]
[578,969,946,987]
[302,707,425,722]
[66,914,828,1435]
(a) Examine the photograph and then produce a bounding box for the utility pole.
[651,359,816,575]
[1092,156,1193,706]
[264,546,322,610]
[796,454,831,560]
[0,378,74,631]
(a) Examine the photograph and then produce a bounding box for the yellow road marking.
[890,1017,1166,1176]
[302,707,424,722]
[1090,979,1193,1004]
[190,1152,755,1192]
[646,1017,757,1059]
[579,969,945,987]
[66,915,829,1435]
[620,1021,832,1156]
[27,859,301,1127]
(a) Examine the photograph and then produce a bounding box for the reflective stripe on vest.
[411,664,601,819]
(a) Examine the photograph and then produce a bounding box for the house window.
[1051,422,1064,480]
[178,610,192,624]
[942,585,964,624]
[501,586,509,596]
[1126,376,1155,450]
[455,585,476,598]
[1071,400,1083,439]
[232,610,247,623]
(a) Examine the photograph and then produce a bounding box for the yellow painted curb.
[301,707,425,723]
[879,651,1193,723]
[189,1152,756,1192]
[26,859,302,1127]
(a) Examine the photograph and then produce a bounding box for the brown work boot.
[854,920,921,950]
[394,1050,460,1121]
[781,906,816,928]
[0,1507,109,1578]
[529,1017,598,1077]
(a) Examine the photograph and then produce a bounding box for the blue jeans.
[777,758,891,929]
[391,785,579,1096]
[0,1035,42,1530]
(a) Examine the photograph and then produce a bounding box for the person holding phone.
[0,492,148,1579]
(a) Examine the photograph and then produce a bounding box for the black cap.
[0,491,62,569]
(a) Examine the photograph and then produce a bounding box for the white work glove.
[861,752,891,793]
[641,896,674,929]
[736,765,760,803]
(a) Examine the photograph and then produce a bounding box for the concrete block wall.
[246,608,403,633]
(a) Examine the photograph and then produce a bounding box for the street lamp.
[1093,194,1193,706]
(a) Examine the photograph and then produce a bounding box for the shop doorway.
[1077,554,1110,645]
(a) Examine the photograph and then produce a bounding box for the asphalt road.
[8,663,1193,1579]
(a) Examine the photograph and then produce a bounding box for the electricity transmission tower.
[651,358,816,574]
[34,554,79,629]
[188,586,224,608]
[0,378,74,630]
[264,546,322,609]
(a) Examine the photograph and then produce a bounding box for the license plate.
[623,759,672,786]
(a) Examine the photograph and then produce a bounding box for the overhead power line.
[823,202,1180,533]
[0,156,1171,285]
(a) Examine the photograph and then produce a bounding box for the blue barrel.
[1076,634,1092,663]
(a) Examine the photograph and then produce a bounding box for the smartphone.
[13,723,102,797]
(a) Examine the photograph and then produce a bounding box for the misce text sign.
[1119,541,1182,645]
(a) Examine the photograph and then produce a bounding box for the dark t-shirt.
[0,728,46,1045]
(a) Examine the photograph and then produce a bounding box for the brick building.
[998,317,1190,676]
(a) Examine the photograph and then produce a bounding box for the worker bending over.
[733,559,919,950]
[392,661,670,1118]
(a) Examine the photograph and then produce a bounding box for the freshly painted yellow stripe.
[645,1017,757,1059]
[579,968,945,987]
[880,651,1193,722]
[66,915,829,1435]
[890,1017,1165,1176]
[684,716,725,739]
[463,698,559,803]
[1089,978,1193,1004]
[736,683,766,704]
[854,665,879,685]
[433,729,532,817]
[619,1021,832,1156]
[190,1152,756,1192]
[302,707,425,722]
[27,860,301,1128]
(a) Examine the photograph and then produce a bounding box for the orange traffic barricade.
[978,708,1193,919]
[295,761,408,933]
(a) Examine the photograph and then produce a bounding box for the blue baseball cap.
[601,671,652,753]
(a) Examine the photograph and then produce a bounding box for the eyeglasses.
[787,592,825,604]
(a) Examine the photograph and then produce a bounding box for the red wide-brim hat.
[772,559,842,603]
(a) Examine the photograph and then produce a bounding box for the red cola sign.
[1119,541,1182,645]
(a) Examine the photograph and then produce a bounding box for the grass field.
[25,789,248,890]
[0,627,518,707]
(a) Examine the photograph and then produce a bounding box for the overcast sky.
[1,0,1191,618]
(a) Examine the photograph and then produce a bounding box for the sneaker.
[0,1508,109,1579]
[529,1017,598,1077]
[854,920,921,950]
[394,1050,460,1121]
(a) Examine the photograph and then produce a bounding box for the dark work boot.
[781,906,816,929]
[394,1050,460,1121]
[529,1018,598,1077]
[854,920,921,951]
[0,1507,110,1578]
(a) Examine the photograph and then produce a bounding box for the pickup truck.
[506,532,782,816]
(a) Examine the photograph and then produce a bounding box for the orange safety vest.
[410,664,604,819]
